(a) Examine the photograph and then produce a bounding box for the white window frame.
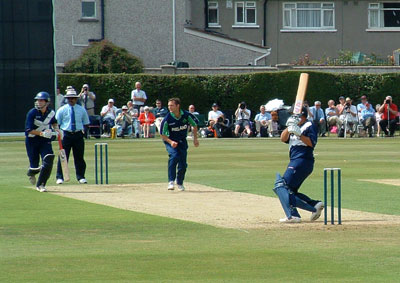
[208,1,221,28]
[81,0,97,19]
[233,1,259,28]
[281,2,336,32]
[367,2,400,31]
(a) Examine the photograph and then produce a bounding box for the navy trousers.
[165,139,188,185]
[25,137,53,168]
[283,157,319,209]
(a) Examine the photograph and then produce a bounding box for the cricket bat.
[293,73,309,115]
[57,135,70,182]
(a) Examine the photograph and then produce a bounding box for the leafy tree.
[64,40,143,74]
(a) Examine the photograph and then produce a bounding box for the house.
[190,1,400,65]
[54,0,271,70]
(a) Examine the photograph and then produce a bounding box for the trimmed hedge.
[57,71,400,116]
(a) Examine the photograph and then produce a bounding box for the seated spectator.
[139,106,156,138]
[325,100,341,133]
[339,97,358,137]
[269,111,280,137]
[357,95,369,121]
[254,105,271,137]
[127,101,140,138]
[375,104,382,137]
[360,102,376,137]
[336,96,346,116]
[308,101,326,137]
[154,99,168,132]
[234,102,252,137]
[100,99,118,137]
[78,84,96,116]
[115,105,133,138]
[208,103,224,128]
[206,103,232,137]
[188,105,199,115]
[378,96,398,137]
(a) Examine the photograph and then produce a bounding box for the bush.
[57,71,400,116]
[63,40,144,74]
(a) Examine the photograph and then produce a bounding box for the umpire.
[55,89,90,184]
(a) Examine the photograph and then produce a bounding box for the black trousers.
[56,131,86,180]
[379,119,397,136]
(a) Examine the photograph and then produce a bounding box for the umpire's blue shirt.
[56,104,89,131]
[160,110,198,142]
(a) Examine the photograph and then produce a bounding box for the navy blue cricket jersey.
[286,121,317,161]
[160,110,198,142]
[25,108,57,138]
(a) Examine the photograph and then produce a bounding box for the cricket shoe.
[56,179,64,184]
[177,184,185,191]
[167,181,175,190]
[36,185,47,193]
[28,175,36,185]
[310,202,324,221]
[79,178,88,184]
[279,216,301,223]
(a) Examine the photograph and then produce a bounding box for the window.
[369,3,400,28]
[208,1,219,26]
[283,2,335,30]
[82,0,96,19]
[235,1,257,25]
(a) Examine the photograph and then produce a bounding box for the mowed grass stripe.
[1,137,400,281]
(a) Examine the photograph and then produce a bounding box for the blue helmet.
[34,91,50,101]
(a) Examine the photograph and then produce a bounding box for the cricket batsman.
[25,92,61,192]
[160,97,199,191]
[273,107,324,223]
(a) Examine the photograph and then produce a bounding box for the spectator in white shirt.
[208,103,224,128]
[131,82,147,110]
[100,99,118,137]
[254,105,271,137]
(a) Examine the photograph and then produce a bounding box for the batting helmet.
[34,91,51,110]
[34,91,50,101]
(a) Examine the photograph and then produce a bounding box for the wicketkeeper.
[25,92,61,192]
[273,107,324,223]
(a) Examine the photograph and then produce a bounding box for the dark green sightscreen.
[0,0,55,132]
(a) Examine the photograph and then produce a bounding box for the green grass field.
[1,137,400,282]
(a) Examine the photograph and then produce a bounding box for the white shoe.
[177,184,185,191]
[310,202,324,221]
[36,185,47,193]
[56,179,64,185]
[28,175,36,185]
[79,178,88,184]
[279,216,301,223]
[167,181,174,190]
